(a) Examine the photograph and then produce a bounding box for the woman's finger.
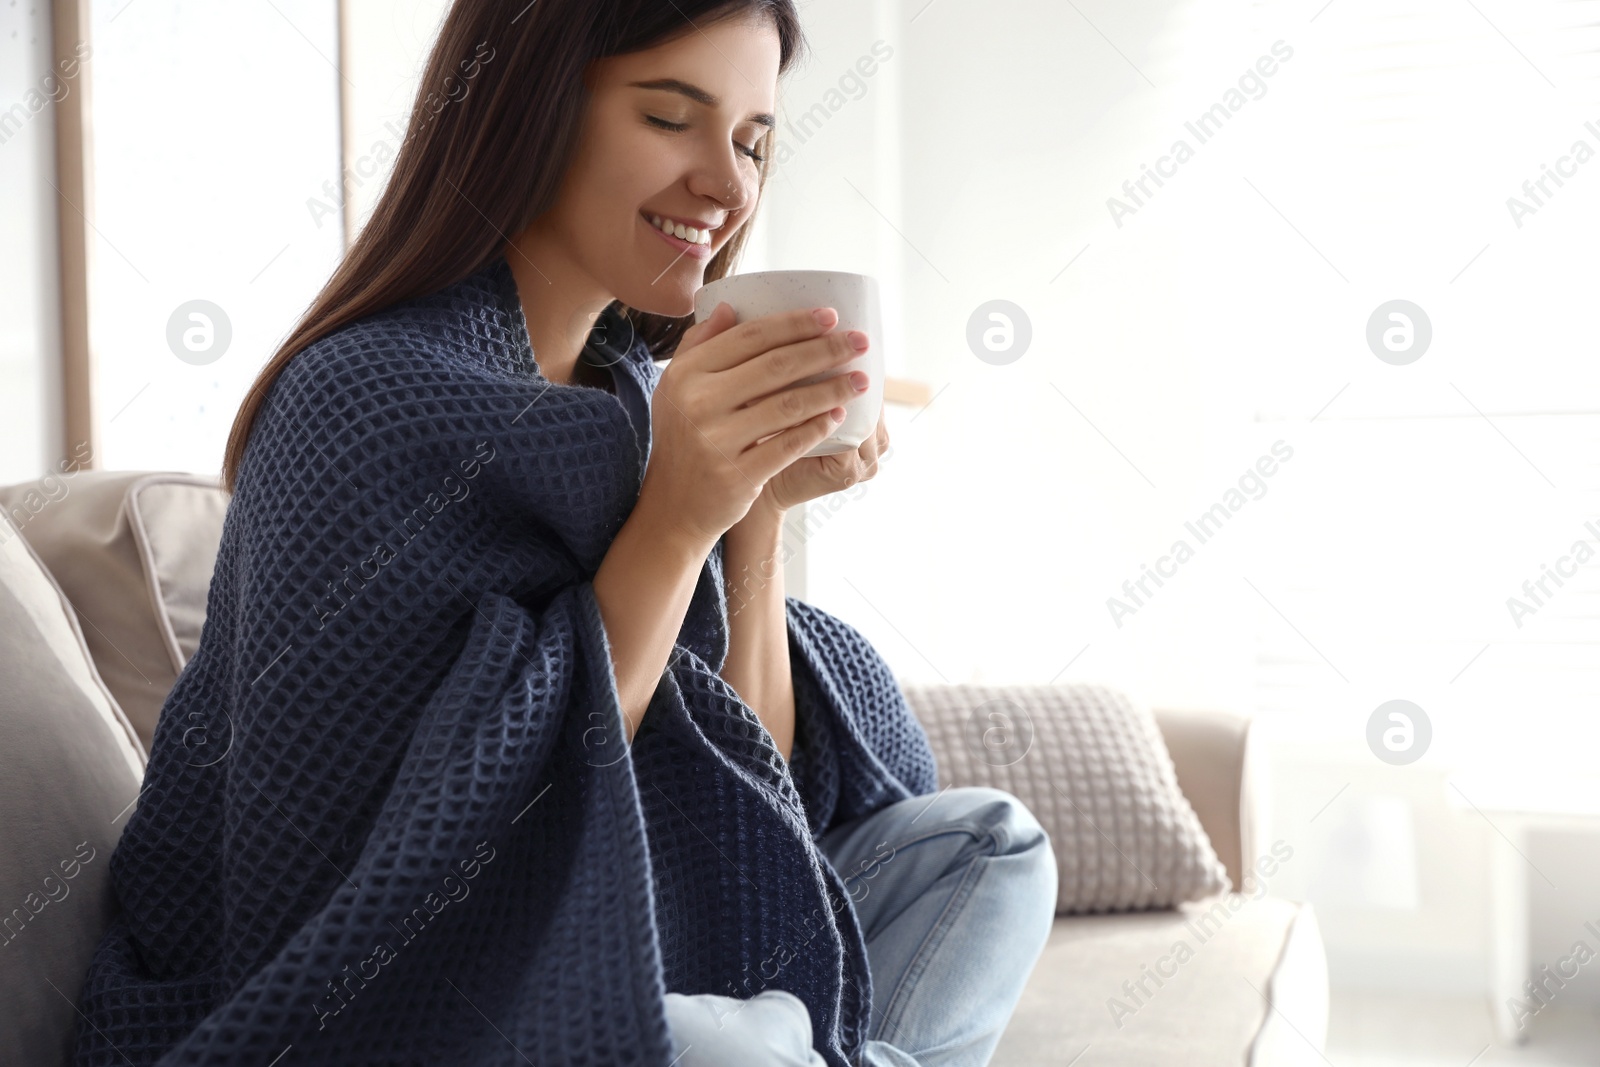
[858,412,888,464]
[678,301,734,354]
[698,306,841,376]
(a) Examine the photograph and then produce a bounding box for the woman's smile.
[642,211,719,260]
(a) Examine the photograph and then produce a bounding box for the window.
[86,0,344,472]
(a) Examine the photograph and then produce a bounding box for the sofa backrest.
[1152,707,1260,891]
[0,469,229,754]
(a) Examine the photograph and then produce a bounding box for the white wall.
[0,3,65,484]
[340,0,453,238]
[755,0,1600,1015]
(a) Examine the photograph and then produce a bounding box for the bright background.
[5,0,1600,1060]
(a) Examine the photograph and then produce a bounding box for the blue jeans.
[664,786,1058,1067]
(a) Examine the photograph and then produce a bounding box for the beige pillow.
[0,507,145,1066]
[902,682,1230,913]
[0,470,229,752]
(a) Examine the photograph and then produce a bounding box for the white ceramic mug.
[693,270,884,458]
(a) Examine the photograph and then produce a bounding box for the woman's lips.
[643,214,714,260]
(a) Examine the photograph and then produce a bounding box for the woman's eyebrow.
[627,78,775,128]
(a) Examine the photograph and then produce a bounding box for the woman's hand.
[638,302,870,548]
[757,407,889,515]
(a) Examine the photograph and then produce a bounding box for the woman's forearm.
[592,497,715,745]
[720,501,797,761]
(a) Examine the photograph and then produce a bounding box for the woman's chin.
[618,284,697,320]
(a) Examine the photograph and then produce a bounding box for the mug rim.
[694,270,880,315]
[698,269,878,288]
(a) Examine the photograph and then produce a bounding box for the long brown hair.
[220,0,805,495]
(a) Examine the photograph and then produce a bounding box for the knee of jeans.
[948,787,1058,905]
[944,786,1051,855]
[1030,830,1060,918]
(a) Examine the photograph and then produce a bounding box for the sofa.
[0,468,1328,1066]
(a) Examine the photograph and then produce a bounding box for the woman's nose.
[692,159,750,212]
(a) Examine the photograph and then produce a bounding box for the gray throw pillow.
[0,509,145,1066]
[901,682,1230,913]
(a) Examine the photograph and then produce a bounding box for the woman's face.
[543,12,780,318]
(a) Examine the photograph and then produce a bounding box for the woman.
[70,2,1056,1065]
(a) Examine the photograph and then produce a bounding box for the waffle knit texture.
[70,252,940,1067]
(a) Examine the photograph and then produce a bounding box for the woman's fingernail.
[830,407,847,422]
[848,371,868,392]
[847,331,869,351]
[813,308,838,328]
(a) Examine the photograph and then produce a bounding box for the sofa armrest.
[1152,708,1264,892]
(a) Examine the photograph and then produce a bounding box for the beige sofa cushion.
[992,898,1328,1066]
[0,509,145,1067]
[904,682,1230,913]
[0,470,229,752]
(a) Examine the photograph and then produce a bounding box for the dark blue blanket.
[70,253,939,1067]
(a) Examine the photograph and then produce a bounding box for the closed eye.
[644,114,765,163]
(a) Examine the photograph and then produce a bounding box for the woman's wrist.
[720,492,797,760]
[631,479,720,561]
[729,492,787,545]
